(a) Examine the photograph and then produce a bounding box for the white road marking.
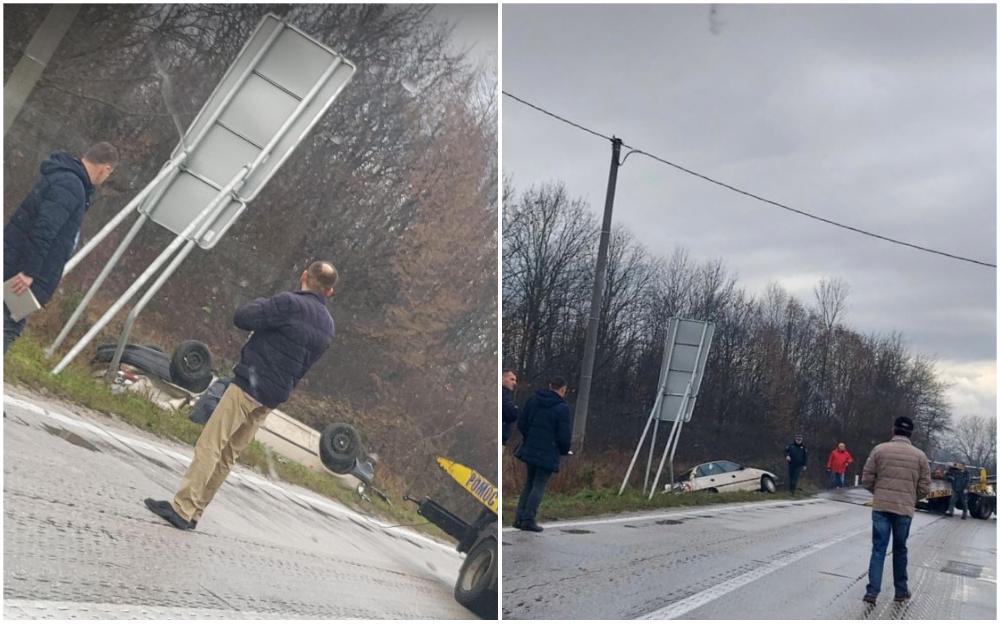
[502,498,826,532]
[638,527,869,619]
[3,393,455,555]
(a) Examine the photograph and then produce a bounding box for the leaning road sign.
[48,14,356,376]
[141,15,356,248]
[654,318,715,422]
[619,317,715,499]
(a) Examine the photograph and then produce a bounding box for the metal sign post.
[619,318,715,498]
[47,14,356,376]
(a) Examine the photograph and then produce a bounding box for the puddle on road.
[655,519,683,525]
[560,528,593,534]
[941,560,987,578]
[40,424,101,452]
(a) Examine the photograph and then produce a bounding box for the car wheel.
[319,423,362,474]
[169,340,213,392]
[761,475,776,493]
[706,487,719,494]
[454,529,497,619]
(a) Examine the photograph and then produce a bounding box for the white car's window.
[718,461,741,473]
[701,463,725,476]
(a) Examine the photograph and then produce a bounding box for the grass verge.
[502,485,809,525]
[3,334,444,539]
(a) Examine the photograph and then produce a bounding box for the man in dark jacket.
[501,369,518,445]
[145,261,337,530]
[945,462,970,519]
[785,433,808,494]
[3,143,119,353]
[513,375,572,532]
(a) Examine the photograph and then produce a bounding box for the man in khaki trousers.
[145,261,337,530]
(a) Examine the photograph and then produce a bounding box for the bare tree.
[948,415,997,469]
[814,277,850,332]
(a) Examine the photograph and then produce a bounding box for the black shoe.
[520,520,543,532]
[512,519,523,529]
[144,498,192,530]
[894,591,911,603]
[862,594,877,605]
[190,519,198,529]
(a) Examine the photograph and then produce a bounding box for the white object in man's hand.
[9,273,33,295]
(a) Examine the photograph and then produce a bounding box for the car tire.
[169,340,213,393]
[319,423,362,474]
[761,476,776,493]
[94,343,172,381]
[454,528,497,619]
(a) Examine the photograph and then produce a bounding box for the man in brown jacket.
[860,415,931,605]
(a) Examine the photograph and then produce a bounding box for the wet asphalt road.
[503,490,996,620]
[3,387,473,619]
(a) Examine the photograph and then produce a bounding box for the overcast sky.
[432,3,497,70]
[503,4,996,420]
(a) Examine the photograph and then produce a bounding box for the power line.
[503,91,996,269]
[502,90,612,142]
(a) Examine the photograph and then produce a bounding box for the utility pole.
[573,136,622,450]
[4,5,80,135]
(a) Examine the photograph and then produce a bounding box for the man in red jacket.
[827,442,854,489]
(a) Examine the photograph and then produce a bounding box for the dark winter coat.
[946,466,970,494]
[785,441,808,467]
[232,290,334,408]
[515,389,572,473]
[4,152,94,305]
[501,385,518,445]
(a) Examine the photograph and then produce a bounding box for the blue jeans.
[866,510,912,597]
[830,472,846,488]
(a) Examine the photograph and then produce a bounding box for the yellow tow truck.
[406,458,498,619]
[917,461,996,519]
[317,423,497,619]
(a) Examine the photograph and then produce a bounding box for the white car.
[669,460,777,494]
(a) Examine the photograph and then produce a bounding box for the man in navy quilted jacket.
[3,143,118,353]
[145,261,337,530]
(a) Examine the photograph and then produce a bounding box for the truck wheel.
[169,340,213,392]
[319,423,361,474]
[761,476,776,493]
[969,495,995,520]
[454,534,497,619]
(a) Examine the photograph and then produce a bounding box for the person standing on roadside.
[860,415,931,605]
[827,442,854,489]
[513,375,572,532]
[501,369,518,445]
[144,261,338,530]
[785,433,808,494]
[4,143,119,353]
[945,461,970,519]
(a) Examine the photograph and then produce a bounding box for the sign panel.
[654,318,715,422]
[139,14,357,248]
